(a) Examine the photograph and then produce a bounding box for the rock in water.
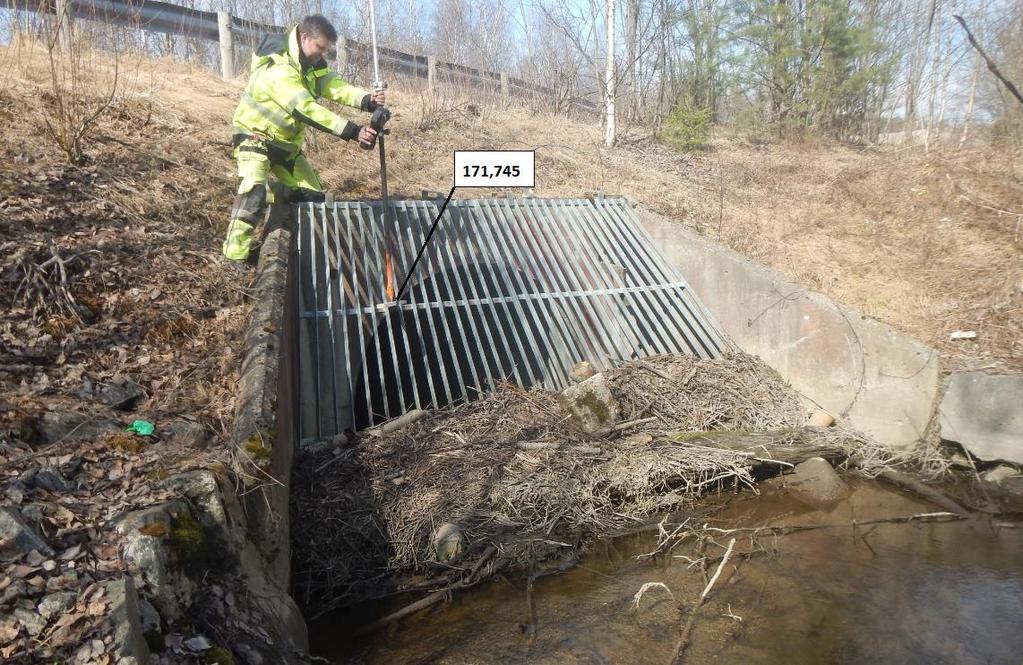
[784,457,848,511]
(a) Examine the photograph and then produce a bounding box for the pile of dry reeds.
[291,352,877,616]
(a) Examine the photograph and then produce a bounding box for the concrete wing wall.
[635,205,940,450]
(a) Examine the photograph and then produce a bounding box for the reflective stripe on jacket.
[232,26,370,148]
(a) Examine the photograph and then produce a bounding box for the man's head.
[297,15,338,63]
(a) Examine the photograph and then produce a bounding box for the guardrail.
[4,0,599,112]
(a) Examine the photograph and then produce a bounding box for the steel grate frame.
[293,196,727,442]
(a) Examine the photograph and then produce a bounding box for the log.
[366,409,428,437]
[665,429,847,470]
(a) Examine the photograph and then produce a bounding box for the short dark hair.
[298,15,338,42]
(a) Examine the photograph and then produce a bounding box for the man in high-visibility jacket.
[222,14,386,263]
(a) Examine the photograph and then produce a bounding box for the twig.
[669,537,736,665]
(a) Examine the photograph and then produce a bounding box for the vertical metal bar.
[544,198,649,361]
[480,199,575,386]
[423,200,486,399]
[596,199,720,357]
[391,201,440,410]
[346,203,375,427]
[440,204,505,393]
[609,200,725,354]
[403,202,455,407]
[305,203,324,440]
[317,204,340,434]
[499,200,593,386]
[333,201,356,429]
[295,206,307,441]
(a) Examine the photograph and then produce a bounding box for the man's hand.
[371,89,386,106]
[358,126,378,148]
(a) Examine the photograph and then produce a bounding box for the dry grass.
[6,39,1016,371]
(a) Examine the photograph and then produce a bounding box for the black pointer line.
[393,185,457,303]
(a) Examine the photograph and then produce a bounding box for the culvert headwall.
[291,196,728,442]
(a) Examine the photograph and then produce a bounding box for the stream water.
[310,479,1023,664]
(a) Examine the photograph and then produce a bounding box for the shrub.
[661,105,711,151]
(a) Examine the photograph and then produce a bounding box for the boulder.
[36,410,115,445]
[30,468,73,492]
[103,577,150,665]
[111,501,197,622]
[560,373,619,433]
[100,376,146,411]
[784,457,848,511]
[167,420,208,450]
[939,372,1023,463]
[0,506,54,559]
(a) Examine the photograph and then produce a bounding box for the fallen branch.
[670,538,736,664]
[365,409,428,437]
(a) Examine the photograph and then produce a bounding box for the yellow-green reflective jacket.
[232,26,370,148]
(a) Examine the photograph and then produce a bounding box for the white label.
[454,150,535,188]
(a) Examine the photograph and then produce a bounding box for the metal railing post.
[217,11,234,80]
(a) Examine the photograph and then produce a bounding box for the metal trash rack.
[293,196,726,443]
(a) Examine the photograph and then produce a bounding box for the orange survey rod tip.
[384,252,395,301]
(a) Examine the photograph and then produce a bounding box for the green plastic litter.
[126,420,155,436]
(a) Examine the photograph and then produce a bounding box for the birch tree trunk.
[605,0,617,147]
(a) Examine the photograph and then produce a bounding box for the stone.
[38,591,77,619]
[100,376,146,411]
[808,409,835,427]
[104,577,151,665]
[111,501,196,622]
[560,373,619,434]
[37,410,115,444]
[784,457,848,511]
[0,507,54,559]
[432,523,463,563]
[167,420,208,450]
[570,361,596,383]
[12,608,45,637]
[31,468,73,492]
[939,372,1023,464]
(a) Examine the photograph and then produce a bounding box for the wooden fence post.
[427,55,437,92]
[217,11,234,80]
[500,72,509,107]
